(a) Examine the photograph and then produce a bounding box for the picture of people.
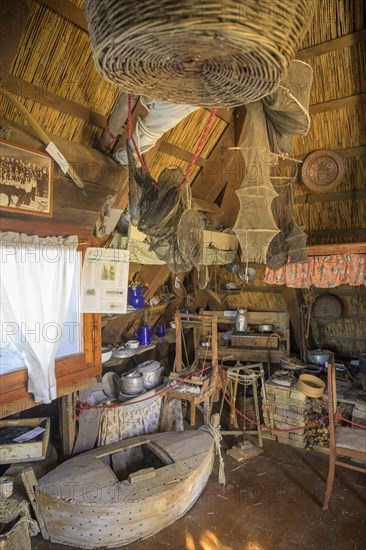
[0,140,53,216]
[101,262,116,281]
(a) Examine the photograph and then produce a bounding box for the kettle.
[156,323,166,337]
[134,323,155,346]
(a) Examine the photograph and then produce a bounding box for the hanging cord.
[178,108,217,191]
[200,423,226,485]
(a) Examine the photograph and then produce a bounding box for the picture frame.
[0,139,53,217]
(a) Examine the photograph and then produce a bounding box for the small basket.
[0,496,39,550]
[297,374,325,398]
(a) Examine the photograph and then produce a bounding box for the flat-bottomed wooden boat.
[26,430,215,548]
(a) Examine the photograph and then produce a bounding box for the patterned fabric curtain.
[264,254,365,288]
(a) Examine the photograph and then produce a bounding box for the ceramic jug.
[134,323,155,346]
[156,323,166,337]
[128,284,149,309]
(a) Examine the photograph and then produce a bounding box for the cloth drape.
[114,98,199,166]
[0,232,78,403]
[264,254,365,288]
[97,395,184,446]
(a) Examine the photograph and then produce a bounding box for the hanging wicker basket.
[85,0,314,107]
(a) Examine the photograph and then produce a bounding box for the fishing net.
[85,0,314,107]
[286,224,309,264]
[263,60,313,154]
[177,208,204,269]
[233,101,279,263]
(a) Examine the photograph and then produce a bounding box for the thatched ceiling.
[1,0,365,244]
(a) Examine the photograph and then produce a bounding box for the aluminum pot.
[306,349,331,367]
[120,371,144,395]
[137,360,164,390]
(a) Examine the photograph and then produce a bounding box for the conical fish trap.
[177,209,204,268]
[85,0,315,107]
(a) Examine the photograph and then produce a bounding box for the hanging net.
[233,101,280,263]
[85,0,315,107]
[263,60,313,154]
[286,224,309,264]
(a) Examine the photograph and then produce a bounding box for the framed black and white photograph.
[0,139,53,217]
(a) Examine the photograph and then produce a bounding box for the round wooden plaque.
[301,149,345,192]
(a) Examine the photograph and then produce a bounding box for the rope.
[335,415,366,429]
[200,424,226,485]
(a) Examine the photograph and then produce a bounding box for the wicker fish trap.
[85,0,314,107]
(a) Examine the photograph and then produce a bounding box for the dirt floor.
[31,437,366,550]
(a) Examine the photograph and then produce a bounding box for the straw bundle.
[10,2,119,116]
[299,0,364,49]
[85,0,314,107]
[293,199,364,233]
[292,104,366,157]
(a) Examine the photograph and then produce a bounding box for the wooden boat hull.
[34,430,214,548]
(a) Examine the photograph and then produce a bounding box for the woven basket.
[85,0,314,107]
[0,497,38,550]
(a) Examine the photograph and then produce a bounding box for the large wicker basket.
[85,0,315,107]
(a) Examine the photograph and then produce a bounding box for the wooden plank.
[138,265,171,298]
[0,216,93,239]
[309,93,366,115]
[0,376,98,418]
[234,105,248,146]
[297,30,366,60]
[212,108,233,125]
[60,394,76,458]
[191,123,236,201]
[159,141,205,167]
[307,228,366,238]
[281,287,304,352]
[35,0,88,31]
[294,189,366,205]
[191,197,221,214]
[296,145,366,160]
[0,0,29,80]
[21,468,50,540]
[3,74,106,127]
[1,117,126,189]
[307,242,366,255]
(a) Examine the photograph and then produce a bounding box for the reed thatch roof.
[0,0,365,356]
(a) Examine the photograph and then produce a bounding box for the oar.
[2,88,86,194]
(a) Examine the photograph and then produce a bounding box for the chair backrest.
[327,352,336,446]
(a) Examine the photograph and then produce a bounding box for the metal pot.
[137,361,164,390]
[120,371,144,395]
[257,324,274,333]
[306,349,331,367]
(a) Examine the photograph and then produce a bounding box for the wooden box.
[231,333,279,349]
[0,417,50,464]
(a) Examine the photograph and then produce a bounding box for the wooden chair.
[323,352,366,510]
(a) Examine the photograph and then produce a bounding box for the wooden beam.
[212,108,233,125]
[309,93,366,115]
[307,228,366,238]
[138,265,171,299]
[159,141,205,167]
[59,394,76,458]
[191,123,237,202]
[296,145,366,161]
[3,74,107,127]
[281,287,304,352]
[234,105,248,147]
[35,0,88,31]
[191,197,221,214]
[307,242,366,255]
[0,0,29,81]
[297,30,366,60]
[294,189,366,205]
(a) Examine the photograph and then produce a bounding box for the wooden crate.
[231,333,279,349]
[0,417,50,464]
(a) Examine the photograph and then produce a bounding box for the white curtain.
[114,97,200,166]
[0,232,78,403]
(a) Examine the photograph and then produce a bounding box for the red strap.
[179,107,217,191]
